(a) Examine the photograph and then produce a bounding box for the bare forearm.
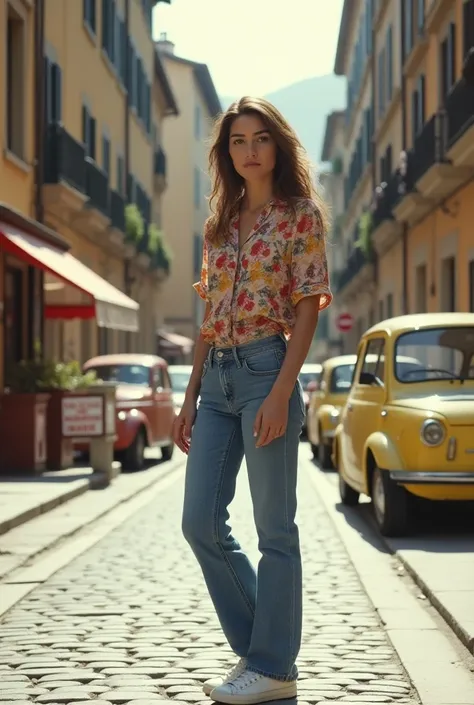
[186,306,211,400]
[273,296,321,399]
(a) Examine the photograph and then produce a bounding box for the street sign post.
[336,312,354,333]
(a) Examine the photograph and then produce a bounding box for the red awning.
[0,221,139,332]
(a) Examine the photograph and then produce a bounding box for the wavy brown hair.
[206,96,328,244]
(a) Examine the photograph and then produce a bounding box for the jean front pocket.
[243,348,285,376]
[201,358,210,379]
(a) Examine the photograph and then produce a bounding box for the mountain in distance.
[221,74,346,169]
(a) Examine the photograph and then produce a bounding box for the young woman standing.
[173,96,332,705]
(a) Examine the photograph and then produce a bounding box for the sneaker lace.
[228,669,262,692]
[225,658,247,681]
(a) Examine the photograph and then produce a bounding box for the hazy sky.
[153,0,344,97]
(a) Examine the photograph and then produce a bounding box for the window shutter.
[82,106,89,147]
[448,22,456,89]
[89,116,96,160]
[51,63,62,123]
[411,87,419,140]
[418,74,425,125]
[44,56,52,124]
[417,0,425,33]
[387,26,393,101]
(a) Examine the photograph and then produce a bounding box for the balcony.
[43,123,88,217]
[71,159,110,236]
[445,78,474,167]
[371,173,404,256]
[425,0,452,33]
[336,247,375,301]
[110,190,125,233]
[154,147,167,193]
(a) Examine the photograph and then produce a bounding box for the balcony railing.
[154,147,167,177]
[337,248,370,293]
[411,111,446,184]
[110,190,125,232]
[44,123,87,194]
[372,171,404,228]
[446,79,474,148]
[85,158,109,216]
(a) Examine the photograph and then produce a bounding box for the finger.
[256,425,272,448]
[253,409,263,438]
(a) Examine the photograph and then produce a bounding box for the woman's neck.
[242,180,274,213]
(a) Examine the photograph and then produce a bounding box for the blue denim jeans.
[182,334,304,681]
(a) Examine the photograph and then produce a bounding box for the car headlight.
[421,419,446,446]
[117,411,127,421]
[330,408,340,424]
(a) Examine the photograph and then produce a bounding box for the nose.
[247,142,257,157]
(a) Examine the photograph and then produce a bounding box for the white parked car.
[168,365,193,415]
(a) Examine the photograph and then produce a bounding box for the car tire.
[310,442,319,458]
[371,466,410,537]
[161,442,174,461]
[339,472,360,506]
[317,429,333,469]
[122,428,146,471]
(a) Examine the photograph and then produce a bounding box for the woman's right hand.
[172,396,197,455]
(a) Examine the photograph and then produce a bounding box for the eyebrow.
[230,129,270,138]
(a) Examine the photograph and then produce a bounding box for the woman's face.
[228,113,277,182]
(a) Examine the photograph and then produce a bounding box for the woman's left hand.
[253,388,289,448]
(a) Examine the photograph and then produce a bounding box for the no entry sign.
[336,312,354,333]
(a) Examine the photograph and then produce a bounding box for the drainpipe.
[400,0,409,314]
[33,0,46,358]
[124,0,132,351]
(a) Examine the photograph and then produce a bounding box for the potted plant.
[44,361,98,470]
[356,210,374,260]
[148,224,173,276]
[0,353,55,474]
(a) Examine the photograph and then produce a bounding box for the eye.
[258,135,270,142]
[232,138,244,146]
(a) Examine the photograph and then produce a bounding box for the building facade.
[332,0,474,353]
[0,0,181,393]
[157,35,221,351]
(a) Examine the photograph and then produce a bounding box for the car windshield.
[299,371,322,389]
[330,364,355,393]
[169,370,191,393]
[395,327,474,382]
[88,364,150,386]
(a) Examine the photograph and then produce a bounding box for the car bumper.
[390,471,474,485]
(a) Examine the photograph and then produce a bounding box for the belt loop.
[231,345,242,369]
[207,346,214,367]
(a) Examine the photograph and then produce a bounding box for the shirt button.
[217,351,224,358]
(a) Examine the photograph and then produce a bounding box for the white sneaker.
[202,657,247,696]
[210,669,297,704]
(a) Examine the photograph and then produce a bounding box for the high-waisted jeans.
[182,334,304,681]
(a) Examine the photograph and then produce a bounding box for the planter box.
[0,393,50,474]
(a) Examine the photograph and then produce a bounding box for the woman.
[173,96,332,705]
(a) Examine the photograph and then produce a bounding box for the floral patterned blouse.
[194,197,332,347]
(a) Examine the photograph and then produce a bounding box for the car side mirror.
[359,371,379,386]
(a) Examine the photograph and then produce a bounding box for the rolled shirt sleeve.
[193,235,209,301]
[290,200,333,309]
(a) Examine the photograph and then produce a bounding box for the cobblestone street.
[1,461,423,705]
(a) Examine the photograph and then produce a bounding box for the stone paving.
[0,462,420,705]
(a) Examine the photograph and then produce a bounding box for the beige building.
[312,110,346,362]
[157,34,221,352]
[332,0,474,354]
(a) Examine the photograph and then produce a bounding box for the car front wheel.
[371,466,411,537]
[339,472,360,506]
[122,428,146,471]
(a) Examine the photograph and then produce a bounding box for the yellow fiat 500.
[307,355,357,467]
[333,313,474,537]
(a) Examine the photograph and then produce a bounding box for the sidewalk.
[0,452,185,582]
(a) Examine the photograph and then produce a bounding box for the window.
[194,104,201,139]
[380,144,392,182]
[404,0,413,59]
[415,264,427,312]
[83,0,96,33]
[386,25,393,102]
[117,154,124,195]
[440,23,456,103]
[44,58,62,125]
[464,1,474,59]
[194,167,201,208]
[82,106,96,160]
[102,0,116,63]
[360,338,386,385]
[6,2,26,159]
[417,0,425,33]
[386,292,394,318]
[441,256,456,311]
[412,74,425,139]
[469,260,474,312]
[193,234,202,275]
[102,134,111,177]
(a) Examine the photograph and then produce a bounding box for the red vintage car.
[81,354,175,469]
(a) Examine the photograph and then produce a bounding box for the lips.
[244,162,261,167]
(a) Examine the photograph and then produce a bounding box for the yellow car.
[333,313,474,537]
[307,355,356,467]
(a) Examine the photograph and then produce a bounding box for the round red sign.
[336,312,354,333]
